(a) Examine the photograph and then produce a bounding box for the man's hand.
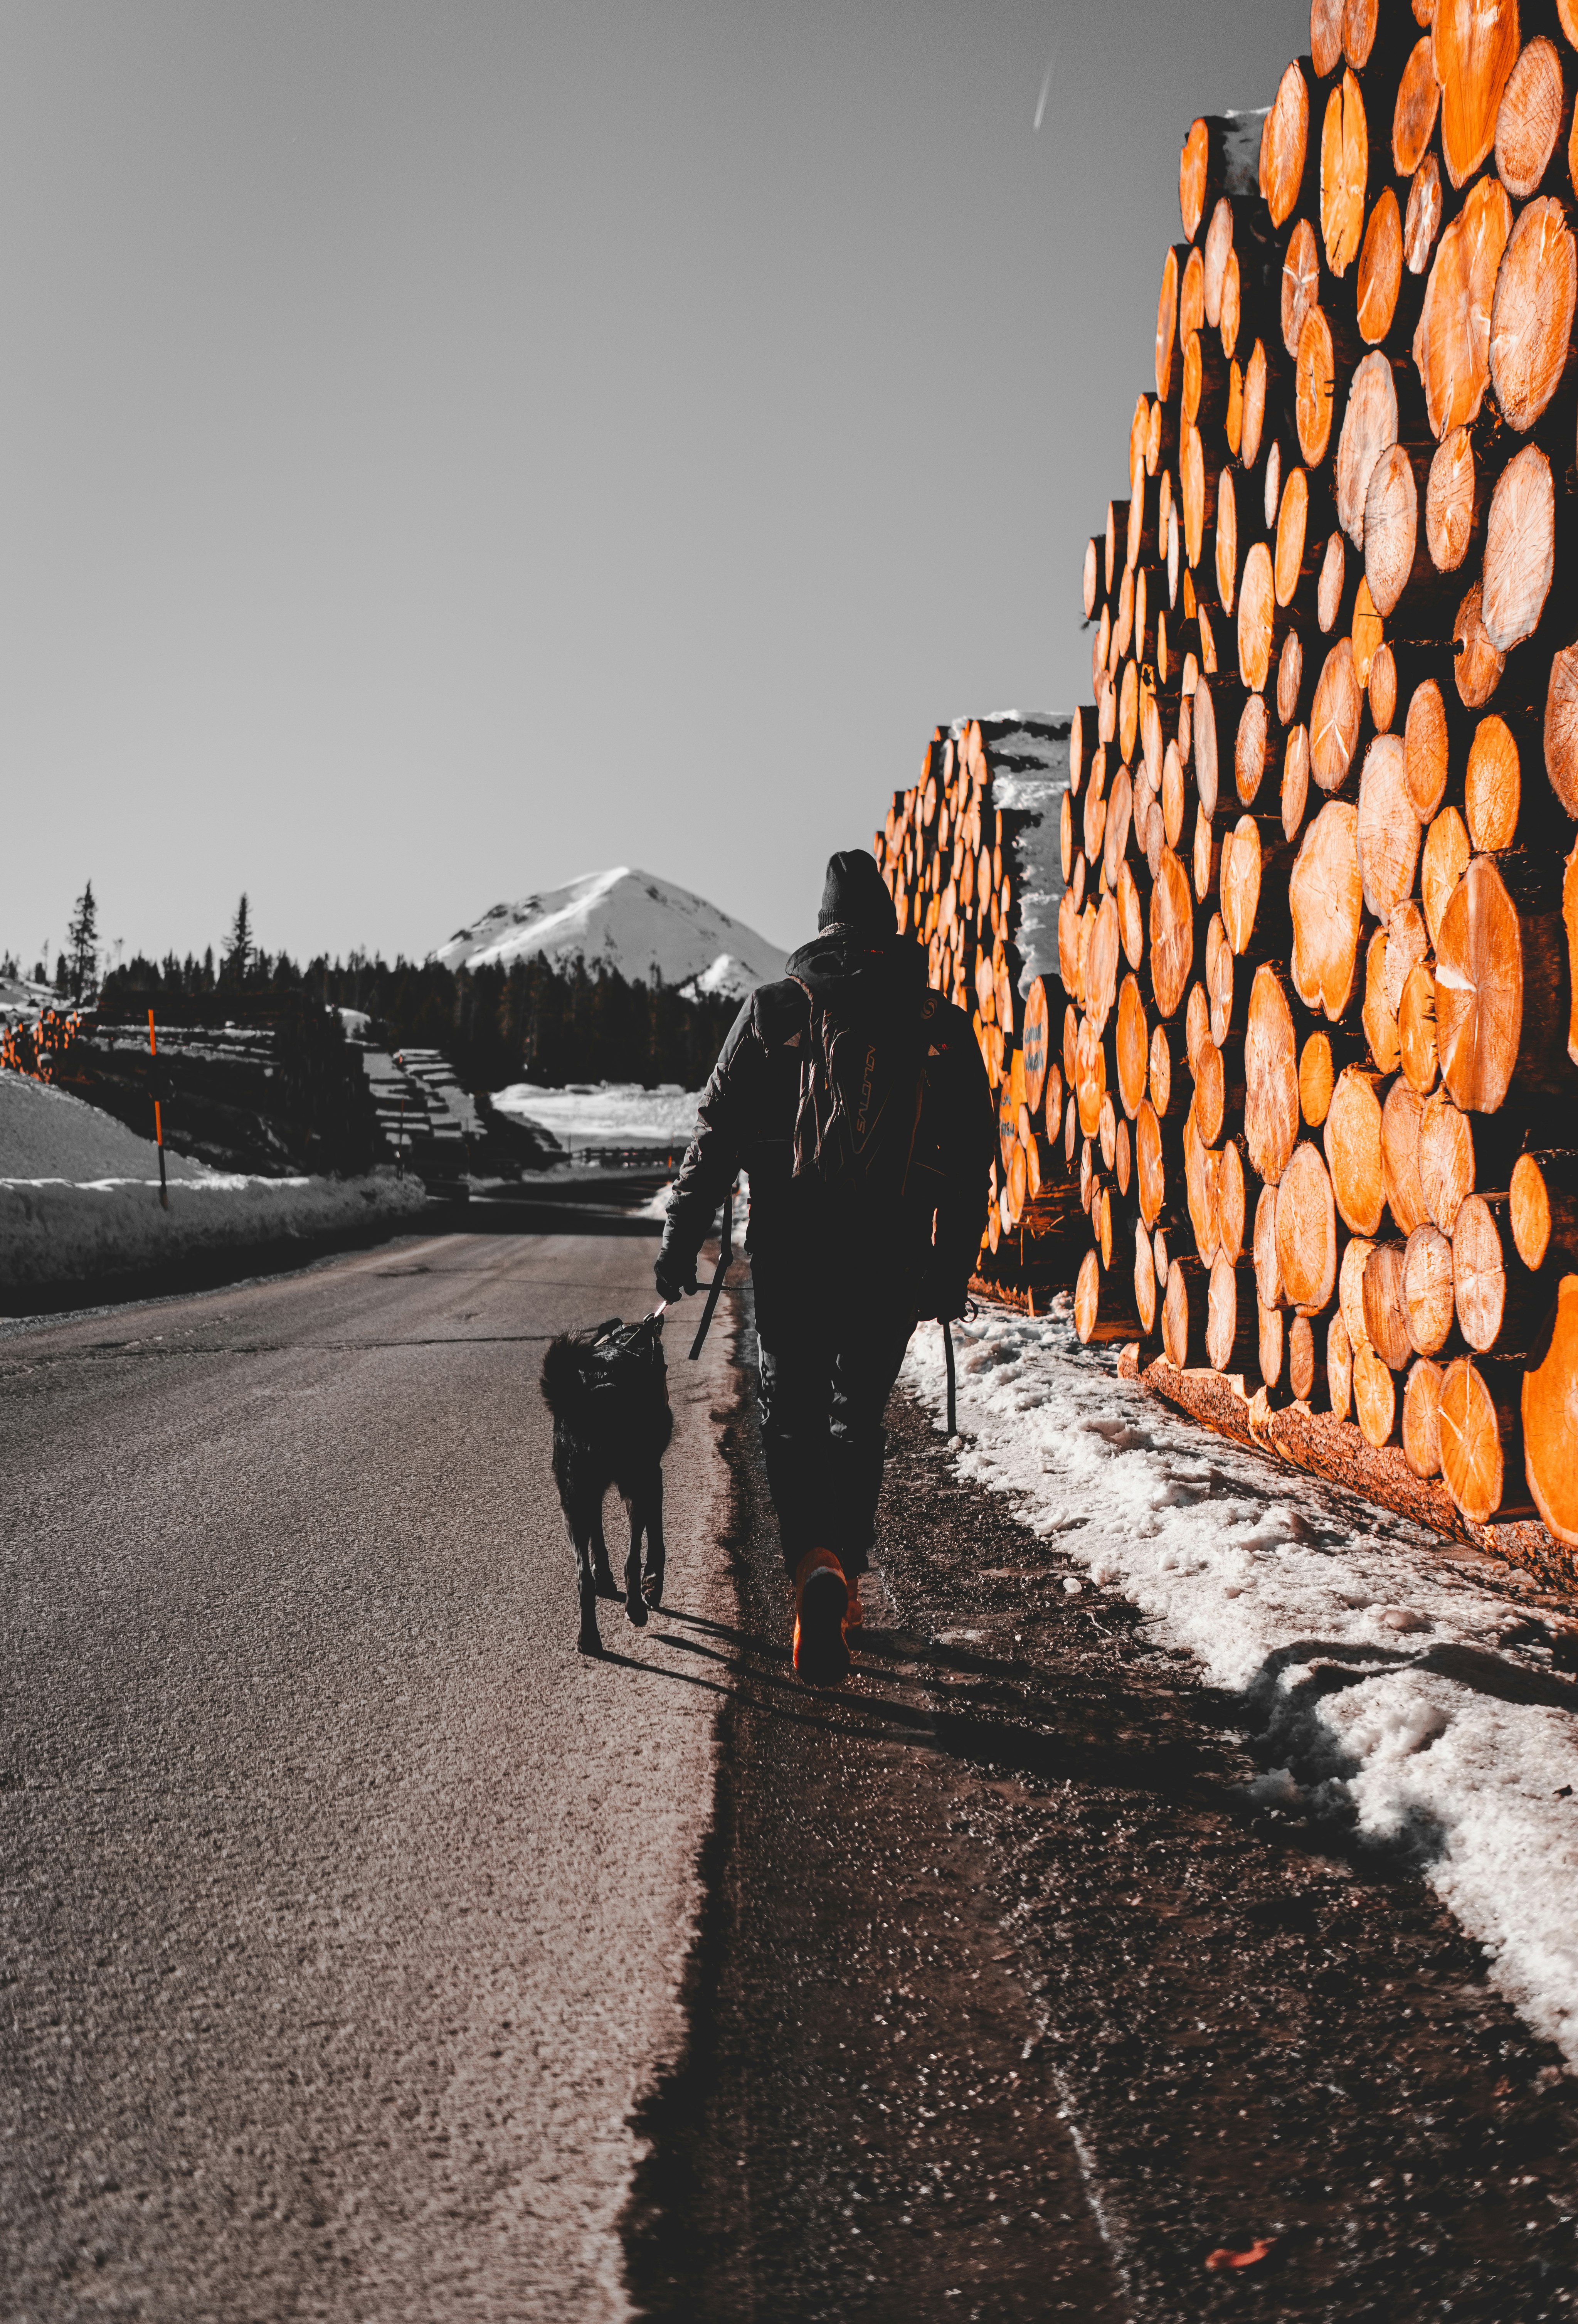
[917,1267,969,1324]
[654,1249,699,1304]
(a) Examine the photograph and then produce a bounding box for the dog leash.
[688,1178,737,1362]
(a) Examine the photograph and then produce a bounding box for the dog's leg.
[642,1467,666,1608]
[591,1494,619,1600]
[622,1491,649,1629]
[572,1516,604,1657]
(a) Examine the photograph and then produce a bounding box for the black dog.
[540,1312,674,1656]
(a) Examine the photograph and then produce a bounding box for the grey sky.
[1,0,1303,974]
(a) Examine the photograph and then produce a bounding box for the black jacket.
[658,924,996,1313]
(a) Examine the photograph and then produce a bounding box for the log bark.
[1311,638,1363,792]
[1481,444,1555,653]
[1320,68,1369,278]
[1404,1219,1457,1353]
[1260,57,1314,227]
[1522,1274,1578,1545]
[1325,1062,1387,1234]
[1435,851,1573,1112]
[1208,1252,1261,1373]
[1412,175,1512,438]
[1433,0,1521,187]
[1440,1354,1528,1522]
[1402,1354,1445,1477]
[1393,33,1440,174]
[1277,1137,1341,1312]
[1290,798,1364,1016]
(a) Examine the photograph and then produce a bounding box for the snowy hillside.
[433,868,787,1002]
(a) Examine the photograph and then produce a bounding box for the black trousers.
[750,1253,916,1578]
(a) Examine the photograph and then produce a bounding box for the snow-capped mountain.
[432,868,787,1003]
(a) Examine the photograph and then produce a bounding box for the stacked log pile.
[879,0,1578,1562]
[873,712,1084,1303]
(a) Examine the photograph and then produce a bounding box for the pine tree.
[225,895,252,985]
[66,882,98,1001]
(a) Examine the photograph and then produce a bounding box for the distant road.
[0,1231,735,2322]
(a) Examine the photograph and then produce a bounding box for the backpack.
[788,982,939,1212]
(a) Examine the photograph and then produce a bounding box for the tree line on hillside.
[16,884,744,1090]
[95,942,741,1092]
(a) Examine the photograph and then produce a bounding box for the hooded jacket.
[658,924,996,1312]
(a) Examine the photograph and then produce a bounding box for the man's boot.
[792,1547,850,1687]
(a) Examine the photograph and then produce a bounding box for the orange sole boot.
[792,1548,850,1688]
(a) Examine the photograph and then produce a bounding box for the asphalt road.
[0,1230,735,2323]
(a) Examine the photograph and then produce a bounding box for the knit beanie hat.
[817,849,896,937]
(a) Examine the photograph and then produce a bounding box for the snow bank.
[903,1304,1578,2070]
[1,1068,431,1296]
[0,1171,433,1294]
[491,1080,703,1150]
[0,1072,216,1182]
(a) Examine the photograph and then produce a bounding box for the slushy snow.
[903,1302,1578,2072]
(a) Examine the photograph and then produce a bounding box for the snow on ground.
[903,1301,1578,2072]
[0,1072,429,1292]
[491,1080,703,1151]
[0,1072,217,1182]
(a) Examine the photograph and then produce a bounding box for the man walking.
[655,850,996,1686]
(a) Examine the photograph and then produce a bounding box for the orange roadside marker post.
[148,1008,168,1210]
